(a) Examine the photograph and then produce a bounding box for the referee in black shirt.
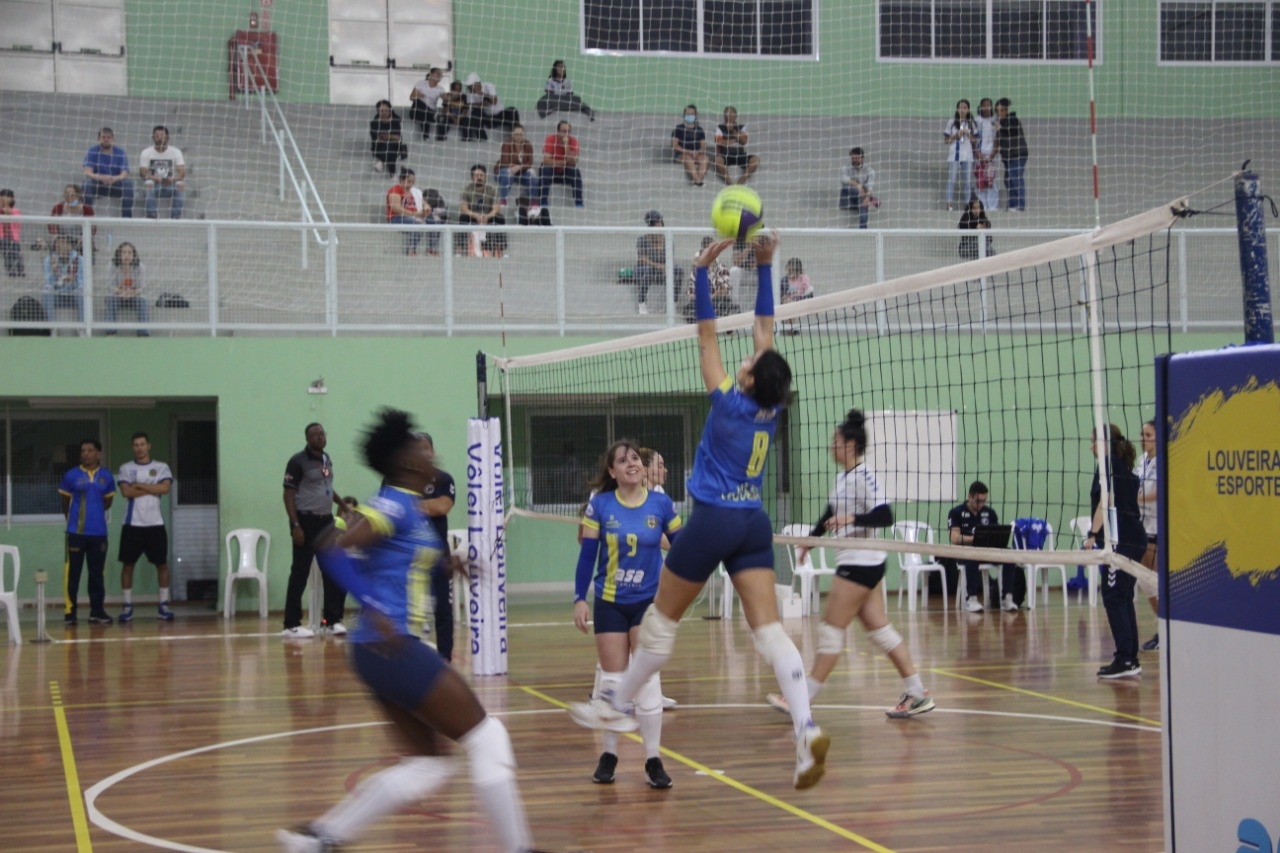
[420,433,458,661]
[282,423,350,638]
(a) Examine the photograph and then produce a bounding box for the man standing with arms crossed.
[117,432,175,622]
[282,423,350,638]
[60,438,116,625]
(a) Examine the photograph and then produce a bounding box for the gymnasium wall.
[120,1,1277,118]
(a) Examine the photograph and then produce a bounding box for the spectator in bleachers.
[780,256,813,335]
[139,125,186,220]
[462,73,520,141]
[670,104,710,187]
[973,99,1000,212]
[635,209,667,315]
[995,98,1029,212]
[408,67,448,141]
[105,242,149,336]
[958,198,993,260]
[0,189,24,278]
[539,121,585,208]
[714,107,759,186]
[944,100,977,211]
[369,100,407,174]
[46,184,96,254]
[82,127,133,217]
[440,80,469,139]
[495,124,538,209]
[516,196,552,226]
[457,164,506,257]
[42,235,84,322]
[537,60,595,121]
[683,236,737,323]
[838,147,879,229]
[386,168,429,256]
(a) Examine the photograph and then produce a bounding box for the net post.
[1233,170,1275,345]
[31,570,52,643]
[475,350,488,418]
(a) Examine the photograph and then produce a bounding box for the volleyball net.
[488,199,1189,581]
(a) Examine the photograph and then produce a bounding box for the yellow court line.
[518,685,897,853]
[930,668,1162,727]
[51,681,94,852]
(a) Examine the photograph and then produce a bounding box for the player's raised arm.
[693,237,736,392]
[752,229,780,355]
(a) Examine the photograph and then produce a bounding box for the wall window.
[879,0,1099,62]
[583,0,816,58]
[2,413,103,519]
[1159,1,1277,63]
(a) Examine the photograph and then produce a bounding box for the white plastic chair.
[1069,515,1100,606]
[0,545,21,644]
[223,529,269,619]
[448,528,470,625]
[892,521,948,612]
[1014,520,1069,609]
[781,524,837,616]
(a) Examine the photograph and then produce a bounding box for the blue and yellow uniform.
[669,376,783,581]
[59,464,116,620]
[578,488,681,631]
[344,485,450,710]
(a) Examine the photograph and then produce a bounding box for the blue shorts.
[350,637,448,712]
[593,597,651,634]
[666,501,775,583]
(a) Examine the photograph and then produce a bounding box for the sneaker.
[1141,633,1159,651]
[372,159,384,173]
[567,696,637,733]
[645,757,673,789]
[157,603,175,621]
[529,205,542,218]
[64,613,78,626]
[1096,659,1142,679]
[118,605,134,623]
[275,826,340,852]
[793,724,830,790]
[637,303,649,315]
[887,691,935,719]
[592,751,617,784]
[281,626,316,639]
[765,692,791,715]
[661,695,677,710]
[965,596,984,613]
[328,621,348,636]
[1001,593,1018,612]
[88,612,113,625]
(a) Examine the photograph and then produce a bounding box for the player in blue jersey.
[570,231,831,790]
[573,439,682,788]
[277,408,537,853]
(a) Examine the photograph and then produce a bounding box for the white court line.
[84,703,1158,851]
[50,620,579,645]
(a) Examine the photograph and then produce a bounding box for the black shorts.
[118,525,168,566]
[835,561,887,590]
[721,149,751,168]
[593,597,651,634]
[351,637,447,711]
[666,501,775,583]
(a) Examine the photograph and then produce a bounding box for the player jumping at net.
[765,408,935,720]
[574,439,682,788]
[276,408,539,853]
[569,230,831,790]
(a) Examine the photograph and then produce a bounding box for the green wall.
[123,1,1277,118]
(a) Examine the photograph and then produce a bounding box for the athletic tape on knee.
[867,624,903,655]
[634,672,663,716]
[461,715,518,790]
[816,622,846,656]
[752,621,792,666]
[639,605,680,658]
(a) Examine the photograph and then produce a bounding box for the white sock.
[314,756,453,842]
[637,712,662,759]
[806,676,824,701]
[122,590,133,605]
[158,588,170,604]
[461,716,533,853]
[904,673,926,698]
[597,670,622,755]
[772,644,815,737]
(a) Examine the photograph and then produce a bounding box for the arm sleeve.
[755,262,774,316]
[283,456,302,490]
[853,503,894,529]
[694,265,715,320]
[574,536,599,602]
[809,504,834,538]
[316,546,385,613]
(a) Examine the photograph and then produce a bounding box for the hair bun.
[845,408,865,427]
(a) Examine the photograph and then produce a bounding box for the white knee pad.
[461,715,518,790]
[752,621,792,666]
[638,605,680,658]
[816,622,846,656]
[596,669,622,700]
[867,624,903,655]
[634,672,663,717]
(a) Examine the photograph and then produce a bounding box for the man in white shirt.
[408,67,448,141]
[139,125,186,220]
[462,73,521,141]
[116,431,175,622]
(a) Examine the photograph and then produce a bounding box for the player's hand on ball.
[753,228,779,265]
[696,238,735,268]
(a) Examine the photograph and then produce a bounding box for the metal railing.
[0,215,1273,338]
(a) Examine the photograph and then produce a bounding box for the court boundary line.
[931,667,1162,726]
[51,680,94,852]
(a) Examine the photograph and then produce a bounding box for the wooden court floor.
[0,592,1166,853]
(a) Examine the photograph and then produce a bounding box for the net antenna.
[489,200,1190,585]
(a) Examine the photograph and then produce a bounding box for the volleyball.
[711,186,764,241]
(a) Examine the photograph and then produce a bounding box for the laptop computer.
[971,524,1013,549]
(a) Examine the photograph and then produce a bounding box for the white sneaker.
[765,692,791,714]
[794,724,830,790]
[281,626,316,639]
[965,596,984,613]
[661,695,677,709]
[567,696,638,733]
[637,303,649,315]
[328,621,348,635]
[1001,594,1018,612]
[372,159,384,173]
[275,827,336,852]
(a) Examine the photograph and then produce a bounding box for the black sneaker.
[64,613,78,626]
[87,612,114,625]
[1096,659,1142,679]
[592,752,617,784]
[1141,633,1159,651]
[645,757,673,789]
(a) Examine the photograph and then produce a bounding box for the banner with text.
[466,417,508,676]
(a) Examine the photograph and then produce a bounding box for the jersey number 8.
[746,431,770,477]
